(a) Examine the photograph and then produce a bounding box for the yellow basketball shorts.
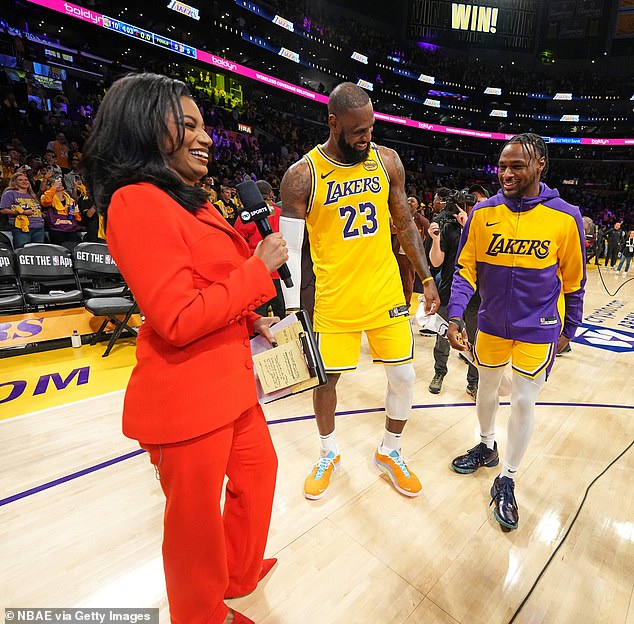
[316,319,415,373]
[473,330,556,380]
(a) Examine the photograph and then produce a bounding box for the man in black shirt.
[427,188,485,398]
[604,222,625,268]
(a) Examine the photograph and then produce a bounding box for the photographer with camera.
[427,187,480,397]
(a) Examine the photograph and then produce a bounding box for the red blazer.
[107,183,276,444]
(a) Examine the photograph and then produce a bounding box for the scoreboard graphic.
[407,0,539,51]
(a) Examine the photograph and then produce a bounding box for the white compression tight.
[477,367,545,476]
[384,362,415,421]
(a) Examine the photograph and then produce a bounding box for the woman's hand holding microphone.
[254,232,288,274]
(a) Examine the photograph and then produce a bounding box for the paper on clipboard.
[250,312,325,403]
[252,337,311,394]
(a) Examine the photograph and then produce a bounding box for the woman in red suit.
[81,73,288,624]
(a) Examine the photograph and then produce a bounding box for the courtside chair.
[0,246,27,314]
[72,242,127,298]
[15,243,83,311]
[0,232,13,250]
[84,292,139,357]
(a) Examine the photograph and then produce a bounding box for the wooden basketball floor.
[1,266,633,624]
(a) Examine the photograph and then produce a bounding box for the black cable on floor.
[507,438,634,624]
[595,264,634,296]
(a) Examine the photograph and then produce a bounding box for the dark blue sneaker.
[451,442,499,474]
[490,476,519,530]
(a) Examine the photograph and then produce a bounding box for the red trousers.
[142,404,277,624]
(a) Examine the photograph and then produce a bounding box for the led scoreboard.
[101,15,197,59]
[407,0,538,52]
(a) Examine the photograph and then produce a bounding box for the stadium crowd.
[0,6,632,248]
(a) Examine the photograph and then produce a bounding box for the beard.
[337,133,370,164]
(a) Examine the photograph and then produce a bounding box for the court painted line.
[2,401,632,508]
[268,400,634,425]
[0,449,145,507]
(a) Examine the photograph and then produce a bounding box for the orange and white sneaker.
[374,448,422,497]
[304,450,340,500]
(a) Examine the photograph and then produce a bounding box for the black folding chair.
[0,232,13,250]
[0,246,26,315]
[84,294,139,357]
[72,242,127,298]
[15,244,83,311]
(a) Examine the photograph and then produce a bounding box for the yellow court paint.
[0,308,142,348]
[0,341,136,421]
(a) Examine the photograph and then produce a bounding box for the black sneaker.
[490,476,519,530]
[451,442,499,474]
[429,373,444,394]
[466,382,478,400]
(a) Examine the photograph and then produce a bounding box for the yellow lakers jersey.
[304,143,405,332]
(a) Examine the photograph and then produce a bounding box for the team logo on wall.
[363,159,378,171]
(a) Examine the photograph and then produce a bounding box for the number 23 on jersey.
[339,201,378,239]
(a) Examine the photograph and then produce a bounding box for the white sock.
[501,464,517,480]
[380,429,402,454]
[480,432,496,450]
[319,432,339,456]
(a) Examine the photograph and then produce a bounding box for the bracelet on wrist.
[421,276,433,285]
[448,317,465,332]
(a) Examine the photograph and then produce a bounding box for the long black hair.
[81,72,209,221]
[501,132,549,179]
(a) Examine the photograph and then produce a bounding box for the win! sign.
[452,3,499,33]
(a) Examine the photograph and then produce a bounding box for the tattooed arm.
[380,145,439,314]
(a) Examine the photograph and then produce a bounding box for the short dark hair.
[81,72,208,220]
[435,187,452,199]
[328,82,371,117]
[501,132,549,179]
[255,179,273,198]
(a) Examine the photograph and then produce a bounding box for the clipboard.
[250,309,327,404]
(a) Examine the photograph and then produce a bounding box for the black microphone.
[236,180,293,288]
